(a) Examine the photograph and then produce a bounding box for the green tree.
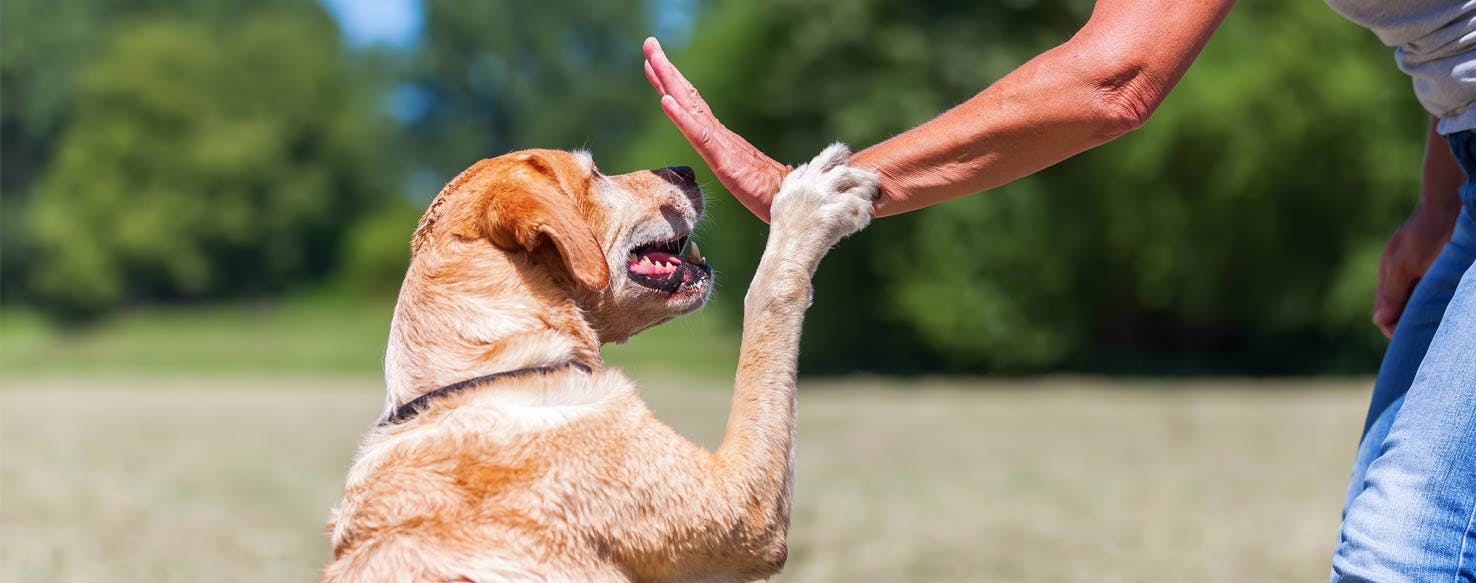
[335,0,661,296]
[406,0,654,180]
[27,11,390,318]
[882,1,1420,373]
[0,0,312,300]
[1,0,111,299]
[626,0,1422,373]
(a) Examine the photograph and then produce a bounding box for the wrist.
[1416,192,1463,218]
[773,163,794,189]
[1418,116,1464,217]
[757,162,792,204]
[1411,198,1461,235]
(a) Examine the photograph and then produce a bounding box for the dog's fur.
[324,144,877,583]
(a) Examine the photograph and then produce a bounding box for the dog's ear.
[481,155,610,291]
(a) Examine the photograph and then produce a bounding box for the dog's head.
[409,149,711,342]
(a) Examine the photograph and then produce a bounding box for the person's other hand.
[1373,202,1460,338]
[643,37,790,222]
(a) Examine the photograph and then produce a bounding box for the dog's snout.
[667,166,697,184]
[654,166,698,187]
[652,166,704,213]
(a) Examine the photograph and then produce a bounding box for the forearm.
[854,43,1136,216]
[854,0,1234,216]
[1421,116,1465,214]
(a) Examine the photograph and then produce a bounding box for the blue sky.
[320,0,699,50]
[320,0,424,48]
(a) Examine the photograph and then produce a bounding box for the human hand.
[1373,202,1459,338]
[642,37,790,222]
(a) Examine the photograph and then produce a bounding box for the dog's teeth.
[640,256,652,265]
[686,241,701,262]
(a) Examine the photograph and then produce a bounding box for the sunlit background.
[1,0,1425,580]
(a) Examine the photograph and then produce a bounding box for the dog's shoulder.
[329,368,649,554]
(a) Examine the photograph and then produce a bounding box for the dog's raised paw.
[771,143,880,244]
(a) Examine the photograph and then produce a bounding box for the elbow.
[745,532,789,580]
[1087,64,1161,140]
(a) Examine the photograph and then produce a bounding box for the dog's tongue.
[630,251,681,276]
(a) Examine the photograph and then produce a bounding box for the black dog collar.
[381,361,592,426]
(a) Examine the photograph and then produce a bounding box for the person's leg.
[1343,209,1476,513]
[1332,216,1476,581]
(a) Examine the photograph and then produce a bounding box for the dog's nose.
[668,166,696,183]
[655,165,698,187]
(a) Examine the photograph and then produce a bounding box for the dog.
[323,144,878,582]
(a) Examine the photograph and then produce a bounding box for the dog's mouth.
[626,233,711,293]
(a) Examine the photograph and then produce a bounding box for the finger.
[1372,227,1410,337]
[1373,291,1396,338]
[644,38,712,116]
[645,42,691,107]
[1374,274,1417,339]
[1372,274,1389,333]
[661,95,716,153]
[1373,302,1395,339]
[642,36,662,62]
[1372,241,1396,336]
[644,60,666,95]
[1372,275,1396,338]
[644,37,685,91]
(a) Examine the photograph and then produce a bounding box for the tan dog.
[323,144,877,583]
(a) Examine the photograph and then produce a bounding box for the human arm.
[1372,116,1465,338]
[643,0,1236,220]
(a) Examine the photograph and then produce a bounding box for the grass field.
[0,298,739,378]
[0,304,1374,582]
[1,375,1370,582]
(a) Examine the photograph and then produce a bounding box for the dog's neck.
[382,246,602,414]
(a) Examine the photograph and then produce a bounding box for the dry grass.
[0,375,1369,582]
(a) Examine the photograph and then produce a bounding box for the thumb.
[1373,303,1395,339]
[1373,274,1417,339]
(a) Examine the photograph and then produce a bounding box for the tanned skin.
[644,0,1463,334]
[643,0,1237,219]
[1374,117,1465,337]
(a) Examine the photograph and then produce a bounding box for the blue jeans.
[1331,130,1476,582]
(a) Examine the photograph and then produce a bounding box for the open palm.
[642,37,790,222]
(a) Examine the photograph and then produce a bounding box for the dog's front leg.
[712,144,878,578]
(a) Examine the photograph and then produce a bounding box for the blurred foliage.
[623,0,1424,374]
[12,2,390,318]
[0,0,1432,373]
[335,0,659,296]
[1,0,321,301]
[338,201,424,296]
[404,0,653,180]
[0,299,738,378]
[888,1,1421,374]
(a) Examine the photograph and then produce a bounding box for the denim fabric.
[1331,130,1476,582]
